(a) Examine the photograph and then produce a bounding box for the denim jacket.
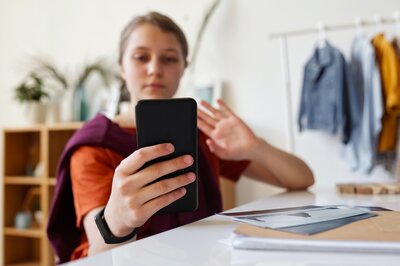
[298,42,353,144]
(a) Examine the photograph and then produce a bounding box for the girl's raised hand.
[197,99,259,161]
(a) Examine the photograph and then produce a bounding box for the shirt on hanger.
[372,33,400,152]
[298,41,353,144]
[346,35,383,173]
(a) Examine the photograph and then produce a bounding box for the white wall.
[1,0,400,260]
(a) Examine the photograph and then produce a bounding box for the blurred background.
[1,0,400,263]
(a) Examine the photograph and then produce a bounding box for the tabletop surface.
[64,187,400,266]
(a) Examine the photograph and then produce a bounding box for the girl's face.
[120,23,186,102]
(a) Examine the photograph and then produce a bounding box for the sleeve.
[70,146,122,228]
[219,158,251,182]
[298,66,308,132]
[338,55,352,144]
[372,59,384,136]
[385,46,400,114]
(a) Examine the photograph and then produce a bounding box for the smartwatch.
[94,208,137,244]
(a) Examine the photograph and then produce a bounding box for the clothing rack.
[269,14,400,153]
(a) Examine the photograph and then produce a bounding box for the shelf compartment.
[4,236,41,265]
[5,262,40,266]
[4,131,41,176]
[48,129,77,177]
[48,186,55,210]
[4,185,42,228]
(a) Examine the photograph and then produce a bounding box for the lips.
[144,83,165,89]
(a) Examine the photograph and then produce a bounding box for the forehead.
[126,23,182,52]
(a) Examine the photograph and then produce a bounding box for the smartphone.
[135,98,198,213]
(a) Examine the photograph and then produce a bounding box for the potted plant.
[15,59,70,124]
[32,60,69,123]
[15,73,49,124]
[15,58,115,123]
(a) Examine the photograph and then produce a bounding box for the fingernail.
[187,172,196,181]
[166,143,174,152]
[183,155,193,164]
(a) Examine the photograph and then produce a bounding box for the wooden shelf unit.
[2,123,82,266]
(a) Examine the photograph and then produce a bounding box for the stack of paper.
[221,205,376,235]
[220,205,400,253]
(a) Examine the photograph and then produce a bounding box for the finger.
[117,143,175,176]
[200,100,225,120]
[216,99,236,117]
[138,172,196,205]
[197,117,214,136]
[142,187,187,217]
[133,154,194,188]
[206,139,215,153]
[197,108,217,127]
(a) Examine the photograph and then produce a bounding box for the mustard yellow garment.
[372,34,400,151]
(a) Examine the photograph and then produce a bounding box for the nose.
[147,58,162,77]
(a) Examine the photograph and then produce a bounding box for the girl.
[47,11,314,263]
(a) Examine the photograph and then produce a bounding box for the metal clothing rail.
[269,17,398,39]
[269,14,400,153]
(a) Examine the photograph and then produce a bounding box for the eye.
[162,55,179,64]
[132,53,149,62]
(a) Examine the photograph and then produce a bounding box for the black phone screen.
[135,98,198,213]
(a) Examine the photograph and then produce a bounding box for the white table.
[64,187,400,266]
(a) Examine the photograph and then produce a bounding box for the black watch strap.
[94,208,137,244]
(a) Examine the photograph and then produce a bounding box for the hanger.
[374,14,384,34]
[394,11,400,38]
[316,21,327,48]
[354,17,364,37]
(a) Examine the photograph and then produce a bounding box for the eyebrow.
[133,46,179,53]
